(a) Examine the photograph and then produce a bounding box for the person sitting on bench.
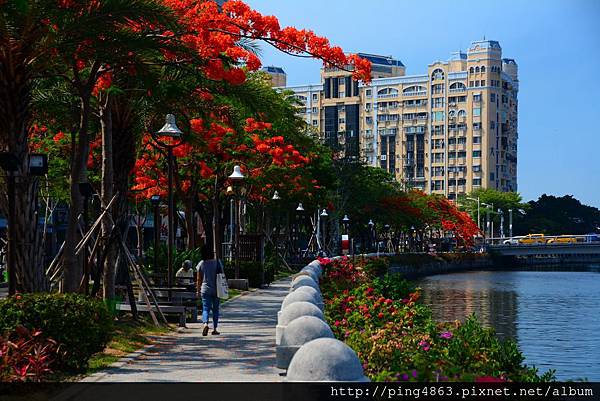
[176,260,195,289]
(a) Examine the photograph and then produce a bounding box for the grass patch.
[86,315,171,374]
[273,269,294,281]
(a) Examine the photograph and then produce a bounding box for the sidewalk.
[82,278,291,382]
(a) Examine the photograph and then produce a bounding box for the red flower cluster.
[162,0,371,85]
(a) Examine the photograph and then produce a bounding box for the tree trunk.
[100,95,116,300]
[0,62,47,292]
[184,197,196,250]
[63,95,92,293]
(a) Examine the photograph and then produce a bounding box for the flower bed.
[319,256,555,382]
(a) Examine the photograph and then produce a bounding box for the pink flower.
[418,340,430,351]
[440,331,453,339]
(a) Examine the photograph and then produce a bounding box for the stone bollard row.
[276,259,369,382]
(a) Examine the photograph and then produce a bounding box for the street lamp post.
[508,209,513,238]
[481,202,493,242]
[150,195,161,276]
[498,208,504,238]
[368,219,375,252]
[152,114,183,291]
[466,196,481,230]
[229,165,245,279]
[341,214,350,256]
[320,209,328,255]
[295,203,304,258]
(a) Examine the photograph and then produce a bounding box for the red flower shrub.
[0,326,59,382]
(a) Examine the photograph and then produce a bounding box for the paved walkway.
[83,278,290,382]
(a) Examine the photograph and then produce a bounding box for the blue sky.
[245,0,600,207]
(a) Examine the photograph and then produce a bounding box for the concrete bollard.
[276,316,334,370]
[290,275,320,293]
[305,261,323,277]
[276,301,324,345]
[281,288,324,312]
[285,337,370,382]
[294,269,319,283]
[292,286,323,306]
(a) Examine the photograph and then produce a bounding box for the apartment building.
[282,40,519,198]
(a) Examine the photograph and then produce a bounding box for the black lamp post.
[368,219,375,252]
[295,203,304,258]
[228,165,245,279]
[151,114,183,291]
[320,208,328,255]
[150,195,161,276]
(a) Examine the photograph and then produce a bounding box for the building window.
[481,79,486,86]
[312,120,318,126]
[490,93,496,102]
[473,150,481,158]
[469,81,474,87]
[338,77,345,84]
[431,68,444,81]
[473,165,481,172]
[338,91,345,98]
[490,173,495,181]
[312,93,318,101]
[312,107,318,113]
[457,110,466,117]
[490,121,496,129]
[448,110,456,118]
[473,178,481,186]
[475,66,480,73]
[365,117,373,124]
[469,67,474,74]
[473,94,482,102]
[432,111,445,121]
[473,136,481,144]
[338,118,345,124]
[473,108,481,117]
[366,89,372,97]
[481,66,486,73]
[475,80,480,87]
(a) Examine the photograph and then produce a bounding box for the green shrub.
[0,293,113,371]
[145,245,203,275]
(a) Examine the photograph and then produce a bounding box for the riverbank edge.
[389,252,599,279]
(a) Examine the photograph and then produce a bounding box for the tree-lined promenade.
[0,0,481,298]
[1,0,584,385]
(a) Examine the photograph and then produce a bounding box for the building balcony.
[403,91,427,97]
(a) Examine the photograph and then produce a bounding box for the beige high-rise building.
[262,66,287,87]
[282,40,518,199]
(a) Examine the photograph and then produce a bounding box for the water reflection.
[418,269,600,381]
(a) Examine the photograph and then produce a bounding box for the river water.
[417,267,600,381]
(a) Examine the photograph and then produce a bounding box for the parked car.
[502,236,523,245]
[547,236,578,244]
[518,234,547,244]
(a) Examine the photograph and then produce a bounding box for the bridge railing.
[487,234,599,247]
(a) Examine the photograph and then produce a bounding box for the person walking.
[195,246,223,336]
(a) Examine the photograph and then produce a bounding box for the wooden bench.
[152,290,198,323]
[116,303,187,327]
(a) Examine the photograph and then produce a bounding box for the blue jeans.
[201,293,220,329]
